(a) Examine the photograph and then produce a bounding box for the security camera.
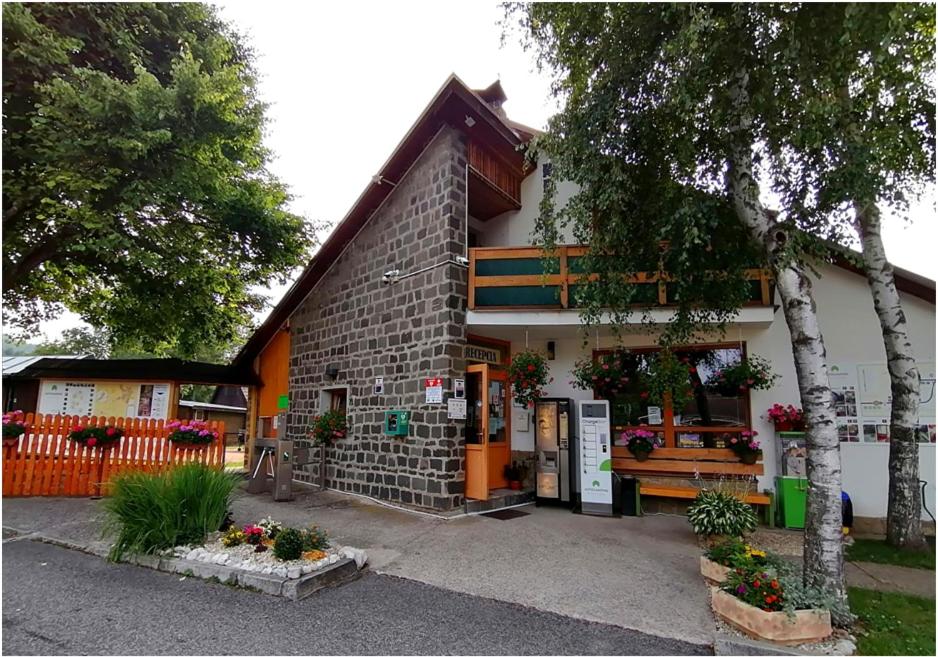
[382,269,401,285]
[455,255,470,266]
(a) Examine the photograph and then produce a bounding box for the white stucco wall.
[488,263,935,520]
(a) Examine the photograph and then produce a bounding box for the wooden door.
[464,364,512,500]
[464,366,487,500]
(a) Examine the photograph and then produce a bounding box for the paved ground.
[2,489,716,645]
[845,560,935,599]
[2,540,708,656]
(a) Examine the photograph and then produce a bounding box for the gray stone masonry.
[287,126,469,511]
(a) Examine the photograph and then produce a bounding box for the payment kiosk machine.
[577,400,614,516]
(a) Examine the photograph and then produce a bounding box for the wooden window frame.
[592,342,752,448]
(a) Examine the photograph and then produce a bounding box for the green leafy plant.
[508,350,552,408]
[640,350,694,406]
[69,423,123,448]
[103,463,238,561]
[300,526,330,552]
[705,537,770,568]
[710,355,778,396]
[308,410,347,446]
[273,527,305,561]
[687,489,757,537]
[258,516,283,540]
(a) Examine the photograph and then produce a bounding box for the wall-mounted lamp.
[546,341,556,361]
[325,365,340,381]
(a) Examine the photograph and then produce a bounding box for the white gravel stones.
[287,566,302,579]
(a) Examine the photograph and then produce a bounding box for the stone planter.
[699,556,730,584]
[711,588,832,645]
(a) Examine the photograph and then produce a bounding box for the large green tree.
[2,3,312,357]
[508,3,848,601]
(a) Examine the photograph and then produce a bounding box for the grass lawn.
[849,587,936,656]
[846,538,935,570]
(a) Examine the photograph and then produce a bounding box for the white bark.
[854,201,924,549]
[726,70,846,599]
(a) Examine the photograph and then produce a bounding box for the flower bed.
[712,588,832,645]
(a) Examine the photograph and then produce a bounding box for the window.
[319,387,348,415]
[193,408,206,421]
[596,344,751,449]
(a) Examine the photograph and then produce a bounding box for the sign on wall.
[425,377,443,404]
[447,398,467,420]
[465,344,501,365]
[38,380,172,420]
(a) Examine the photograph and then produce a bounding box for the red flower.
[752,579,760,588]
[106,427,116,437]
[770,580,779,589]
[639,392,649,400]
[688,366,697,374]
[86,437,97,447]
[527,364,536,372]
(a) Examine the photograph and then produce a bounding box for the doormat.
[480,508,530,520]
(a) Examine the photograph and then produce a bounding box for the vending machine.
[577,400,614,516]
[534,398,575,506]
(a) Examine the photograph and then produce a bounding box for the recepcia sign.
[466,344,500,365]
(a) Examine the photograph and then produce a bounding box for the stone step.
[465,489,534,514]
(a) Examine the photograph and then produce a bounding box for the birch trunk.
[727,70,846,599]
[854,201,924,549]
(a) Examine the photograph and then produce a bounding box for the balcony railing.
[467,245,774,310]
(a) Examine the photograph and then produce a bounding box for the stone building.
[235,75,936,528]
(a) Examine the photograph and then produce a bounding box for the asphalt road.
[2,540,709,656]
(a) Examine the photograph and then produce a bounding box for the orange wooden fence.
[2,414,225,497]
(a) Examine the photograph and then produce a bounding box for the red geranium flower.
[86,437,97,447]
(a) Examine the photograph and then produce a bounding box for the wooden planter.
[172,441,209,450]
[3,436,21,448]
[699,556,730,584]
[711,588,832,645]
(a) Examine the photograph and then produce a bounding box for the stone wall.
[287,126,469,511]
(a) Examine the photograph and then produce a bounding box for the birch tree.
[508,3,848,598]
[762,3,934,550]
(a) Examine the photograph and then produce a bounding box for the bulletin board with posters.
[827,362,936,444]
[38,380,173,420]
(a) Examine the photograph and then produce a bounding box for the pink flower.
[106,427,116,437]
[86,437,97,447]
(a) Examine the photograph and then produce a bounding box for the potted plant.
[714,563,832,644]
[709,354,778,396]
[728,430,762,464]
[503,461,530,490]
[309,410,348,445]
[622,429,658,462]
[69,423,124,450]
[571,350,639,399]
[640,350,694,406]
[2,410,27,447]
[765,404,805,432]
[508,350,552,408]
[166,420,218,449]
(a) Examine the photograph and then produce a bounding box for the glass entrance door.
[464,364,512,500]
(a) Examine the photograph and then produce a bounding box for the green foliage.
[849,587,935,655]
[68,423,123,447]
[709,355,778,396]
[102,463,238,561]
[300,526,330,552]
[570,350,641,399]
[778,568,854,627]
[2,3,314,357]
[507,350,552,408]
[272,527,305,561]
[705,537,770,569]
[641,350,694,407]
[308,410,348,446]
[846,538,936,571]
[687,489,758,537]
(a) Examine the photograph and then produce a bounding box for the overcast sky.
[30,1,937,341]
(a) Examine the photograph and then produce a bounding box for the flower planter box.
[699,556,730,584]
[172,442,209,450]
[711,587,832,645]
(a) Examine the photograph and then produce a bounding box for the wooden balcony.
[467,141,523,220]
[611,446,764,477]
[467,245,774,310]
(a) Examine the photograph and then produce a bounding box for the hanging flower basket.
[69,424,124,449]
[508,350,552,408]
[571,350,640,400]
[166,420,218,448]
[709,355,778,397]
[623,429,659,462]
[640,350,695,406]
[3,410,27,447]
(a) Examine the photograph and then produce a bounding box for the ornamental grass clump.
[103,463,238,561]
[687,489,758,537]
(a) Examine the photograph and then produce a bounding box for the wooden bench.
[637,483,775,527]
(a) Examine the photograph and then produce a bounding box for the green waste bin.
[776,476,808,529]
